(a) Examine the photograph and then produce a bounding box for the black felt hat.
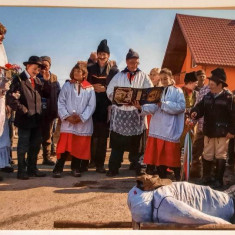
[23,56,43,67]
[126,48,139,60]
[208,67,227,87]
[97,39,110,54]
[184,71,197,83]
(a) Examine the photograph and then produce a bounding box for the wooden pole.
[54,220,132,229]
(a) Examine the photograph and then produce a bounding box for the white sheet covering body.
[128,182,234,224]
[128,186,154,222]
[153,182,233,224]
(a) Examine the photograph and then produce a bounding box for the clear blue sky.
[0,7,235,84]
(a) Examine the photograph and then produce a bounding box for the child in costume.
[135,68,185,180]
[53,62,96,178]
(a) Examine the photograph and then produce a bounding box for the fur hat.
[136,174,172,191]
[208,67,227,87]
[97,39,110,54]
[23,56,43,67]
[184,71,197,83]
[126,48,139,60]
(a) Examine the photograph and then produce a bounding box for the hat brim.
[207,76,228,87]
[23,61,44,68]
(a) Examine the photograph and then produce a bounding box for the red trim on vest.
[81,80,93,89]
[69,80,92,89]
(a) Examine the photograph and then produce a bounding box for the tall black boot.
[212,159,226,189]
[201,158,213,185]
[53,152,68,174]
[17,153,29,179]
[172,167,181,181]
[157,165,167,179]
[227,139,235,167]
[135,162,145,176]
[80,160,89,172]
[71,157,82,177]
[146,165,156,175]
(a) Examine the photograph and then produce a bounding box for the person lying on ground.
[128,174,235,224]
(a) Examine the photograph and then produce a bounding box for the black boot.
[17,153,29,180]
[135,163,145,176]
[201,158,213,185]
[157,165,167,179]
[190,160,202,179]
[53,152,68,177]
[212,159,226,189]
[80,160,89,172]
[172,167,181,181]
[146,165,156,175]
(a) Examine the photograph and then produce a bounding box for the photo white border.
[0,0,234,9]
[0,0,234,234]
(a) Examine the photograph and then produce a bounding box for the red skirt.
[144,137,181,167]
[56,133,91,160]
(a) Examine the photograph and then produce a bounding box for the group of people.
[0,22,234,191]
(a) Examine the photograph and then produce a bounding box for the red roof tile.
[177,14,235,67]
[162,14,235,74]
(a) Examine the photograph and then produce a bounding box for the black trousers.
[91,136,107,168]
[108,148,140,172]
[53,152,81,173]
[17,127,41,174]
[90,122,109,168]
[41,115,54,161]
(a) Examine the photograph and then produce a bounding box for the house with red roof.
[162,14,235,90]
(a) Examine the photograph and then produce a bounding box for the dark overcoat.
[6,71,50,128]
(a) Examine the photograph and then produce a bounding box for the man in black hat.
[86,39,119,173]
[191,68,235,189]
[7,56,51,179]
[37,56,60,166]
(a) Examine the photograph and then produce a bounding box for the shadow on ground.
[0,163,138,193]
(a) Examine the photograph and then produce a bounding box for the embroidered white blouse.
[58,81,96,136]
[106,70,153,136]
